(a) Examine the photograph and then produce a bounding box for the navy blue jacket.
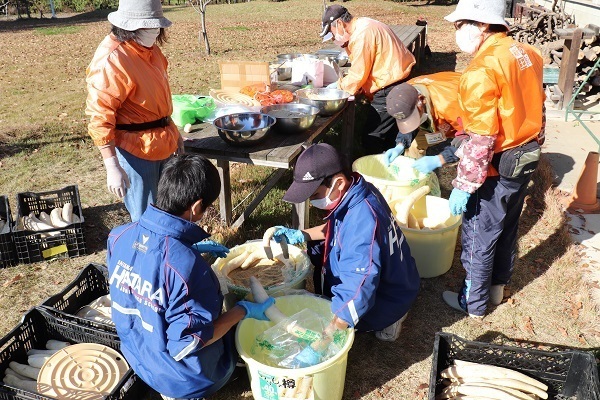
[321,175,420,331]
[107,205,235,399]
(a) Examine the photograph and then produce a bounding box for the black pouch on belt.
[492,140,541,179]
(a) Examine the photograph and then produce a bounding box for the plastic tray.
[40,263,116,334]
[0,196,16,268]
[0,307,140,400]
[429,332,600,400]
[13,185,86,264]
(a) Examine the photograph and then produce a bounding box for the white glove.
[103,156,130,198]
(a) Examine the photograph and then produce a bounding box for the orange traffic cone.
[567,151,600,212]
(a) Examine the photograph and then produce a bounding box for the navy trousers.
[361,82,405,154]
[458,173,532,316]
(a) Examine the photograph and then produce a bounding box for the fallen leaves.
[2,274,23,287]
[522,316,536,336]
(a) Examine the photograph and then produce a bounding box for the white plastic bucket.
[235,295,355,400]
[394,195,462,278]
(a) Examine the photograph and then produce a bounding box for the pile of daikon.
[437,359,548,400]
[2,339,71,393]
[391,186,452,230]
[76,295,113,326]
[18,203,81,236]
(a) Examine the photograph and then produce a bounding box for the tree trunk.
[200,1,211,56]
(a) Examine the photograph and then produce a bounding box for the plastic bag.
[252,308,347,369]
[171,95,216,127]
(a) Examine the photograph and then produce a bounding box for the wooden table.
[183,100,355,229]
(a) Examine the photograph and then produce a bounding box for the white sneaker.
[375,313,408,342]
[490,284,506,306]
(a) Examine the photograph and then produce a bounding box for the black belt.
[116,117,171,131]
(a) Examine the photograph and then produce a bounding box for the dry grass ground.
[0,1,598,399]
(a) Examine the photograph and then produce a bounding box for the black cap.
[385,83,422,134]
[283,143,343,203]
[320,5,348,37]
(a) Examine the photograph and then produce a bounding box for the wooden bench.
[390,25,427,67]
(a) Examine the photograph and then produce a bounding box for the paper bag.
[291,58,325,88]
[322,59,341,85]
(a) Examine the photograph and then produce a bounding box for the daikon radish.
[241,250,264,270]
[421,217,447,230]
[452,360,548,391]
[396,186,430,226]
[22,215,54,232]
[8,362,40,380]
[27,355,50,368]
[262,227,289,260]
[5,367,33,381]
[46,339,70,350]
[3,373,38,392]
[50,208,69,228]
[88,294,111,309]
[26,349,57,356]
[220,250,250,276]
[450,377,547,399]
[454,383,530,400]
[72,214,81,223]
[407,213,420,229]
[38,212,52,226]
[61,203,73,224]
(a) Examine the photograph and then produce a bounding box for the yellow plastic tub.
[235,295,355,400]
[397,195,462,278]
[351,154,441,205]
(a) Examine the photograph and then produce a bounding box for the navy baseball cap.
[283,143,343,203]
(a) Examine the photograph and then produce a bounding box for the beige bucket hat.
[444,0,509,28]
[108,0,172,31]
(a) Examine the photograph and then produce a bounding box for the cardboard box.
[219,61,271,91]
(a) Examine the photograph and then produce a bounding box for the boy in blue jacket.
[273,143,420,342]
[107,154,274,400]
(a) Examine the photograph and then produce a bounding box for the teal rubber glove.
[192,240,230,258]
[384,144,405,166]
[449,188,471,216]
[273,226,305,245]
[326,81,338,89]
[294,346,323,368]
[238,297,275,321]
[412,156,443,174]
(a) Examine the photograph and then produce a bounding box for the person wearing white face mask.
[86,0,184,223]
[319,5,416,155]
[267,143,420,342]
[442,0,545,319]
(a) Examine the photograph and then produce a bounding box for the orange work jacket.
[409,71,462,137]
[340,18,415,98]
[86,34,179,161]
[459,33,544,154]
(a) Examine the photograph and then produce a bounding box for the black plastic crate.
[0,307,140,400]
[429,332,600,400]
[13,185,86,264]
[40,263,116,333]
[0,196,16,268]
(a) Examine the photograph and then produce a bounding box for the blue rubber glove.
[238,297,275,321]
[449,188,471,216]
[294,346,323,368]
[192,240,230,258]
[272,226,305,245]
[383,144,405,166]
[326,81,338,89]
[412,155,443,174]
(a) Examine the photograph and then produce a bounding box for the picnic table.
[183,99,355,230]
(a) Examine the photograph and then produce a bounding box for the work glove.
[272,226,305,245]
[412,155,443,174]
[449,188,471,216]
[103,156,130,199]
[383,144,405,166]
[192,240,230,258]
[294,346,323,368]
[238,297,275,321]
[326,81,338,89]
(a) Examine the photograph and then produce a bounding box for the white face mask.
[136,28,160,48]
[455,23,483,54]
[333,20,350,47]
[310,179,342,210]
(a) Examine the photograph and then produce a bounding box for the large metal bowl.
[295,88,352,116]
[336,54,349,67]
[213,113,275,147]
[269,61,292,81]
[276,53,318,63]
[261,103,320,134]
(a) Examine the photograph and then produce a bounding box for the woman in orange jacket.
[442,0,545,318]
[85,0,183,222]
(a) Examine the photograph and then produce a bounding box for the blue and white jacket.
[321,174,420,331]
[107,205,235,399]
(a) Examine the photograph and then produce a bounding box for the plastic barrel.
[397,196,462,278]
[235,295,355,400]
[352,154,441,204]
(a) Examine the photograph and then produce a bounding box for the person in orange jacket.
[320,5,416,154]
[442,0,545,318]
[86,0,183,222]
[383,72,465,169]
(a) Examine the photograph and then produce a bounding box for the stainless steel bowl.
[261,103,320,133]
[276,53,318,63]
[295,88,351,116]
[269,61,292,81]
[213,113,275,147]
[336,54,349,67]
